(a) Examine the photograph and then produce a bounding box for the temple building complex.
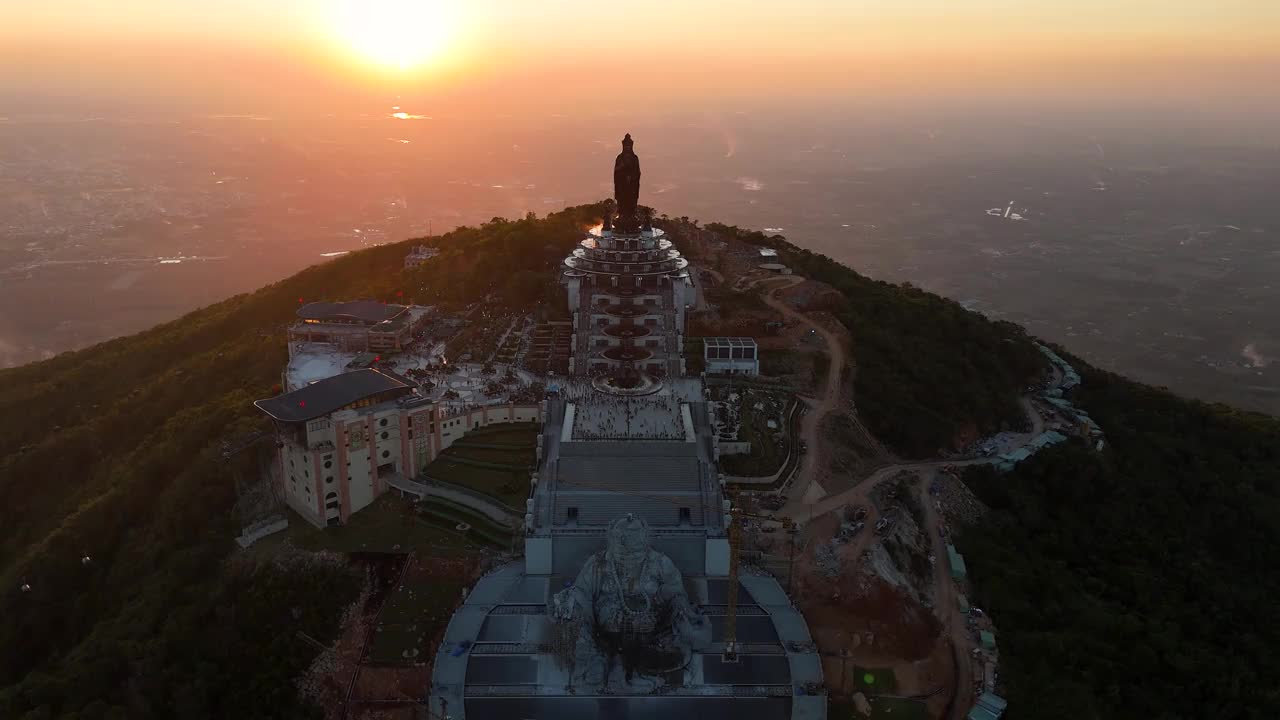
[254,368,542,528]
[563,135,692,380]
[250,133,819,716]
[428,135,823,719]
[288,299,432,354]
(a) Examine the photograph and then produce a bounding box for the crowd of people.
[567,390,686,441]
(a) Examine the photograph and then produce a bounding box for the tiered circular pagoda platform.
[563,228,690,277]
[603,304,647,318]
[591,373,664,396]
[559,136,693,385]
[601,346,652,362]
[602,324,652,339]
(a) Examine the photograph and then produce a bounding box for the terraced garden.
[422,423,540,508]
[418,495,516,548]
[717,389,794,477]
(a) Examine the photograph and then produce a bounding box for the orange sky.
[3,1,1278,115]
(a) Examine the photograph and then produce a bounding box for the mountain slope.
[3,206,1271,720]
[0,207,596,718]
[698,222,1046,457]
[957,362,1280,720]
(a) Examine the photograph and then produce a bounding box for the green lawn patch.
[438,455,528,471]
[847,666,898,694]
[441,445,534,466]
[464,423,540,443]
[419,497,514,548]
[424,457,528,508]
[450,440,532,450]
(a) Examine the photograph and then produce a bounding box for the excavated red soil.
[403,553,475,583]
[352,665,433,703]
[799,575,941,662]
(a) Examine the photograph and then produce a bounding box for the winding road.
[726,271,1056,528]
[733,270,1060,720]
[919,471,976,720]
[715,267,1063,719]
[749,275,848,507]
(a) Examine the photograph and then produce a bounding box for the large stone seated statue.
[550,514,711,691]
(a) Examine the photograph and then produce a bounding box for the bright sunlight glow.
[331,0,455,70]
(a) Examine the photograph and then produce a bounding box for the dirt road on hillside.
[737,270,1057,720]
[734,271,1052,530]
[752,275,847,507]
[782,368,1051,525]
[918,470,976,719]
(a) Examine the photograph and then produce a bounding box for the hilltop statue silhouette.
[613,133,642,232]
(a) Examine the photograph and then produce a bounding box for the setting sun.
[331,0,456,70]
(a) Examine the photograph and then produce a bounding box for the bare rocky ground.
[931,469,988,528]
[776,278,843,313]
[857,475,937,609]
[297,553,479,720]
[676,222,971,714]
[820,408,893,495]
[298,567,377,720]
[787,468,965,716]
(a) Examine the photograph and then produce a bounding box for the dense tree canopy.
[4,205,1276,719]
[0,204,601,718]
[402,205,604,313]
[958,362,1280,720]
[701,223,1045,457]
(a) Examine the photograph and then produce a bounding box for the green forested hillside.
[0,206,599,719]
[958,363,1280,720]
[696,223,1280,718]
[5,205,1276,720]
[701,223,1046,457]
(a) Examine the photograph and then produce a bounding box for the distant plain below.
[1,112,1275,415]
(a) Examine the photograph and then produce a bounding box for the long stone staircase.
[573,282,592,372]
[660,284,682,376]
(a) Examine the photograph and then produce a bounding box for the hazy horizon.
[2,1,1278,415]
[5,1,1280,129]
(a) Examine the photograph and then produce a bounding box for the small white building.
[703,336,759,375]
[404,244,440,269]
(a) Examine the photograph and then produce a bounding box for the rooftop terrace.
[254,368,414,423]
[296,299,407,325]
